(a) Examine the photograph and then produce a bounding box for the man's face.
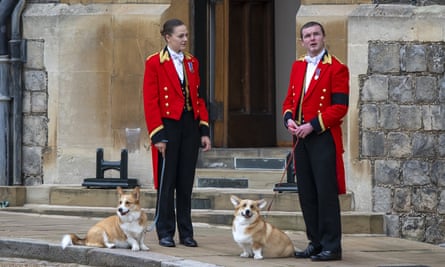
[301,25,325,57]
[166,24,188,53]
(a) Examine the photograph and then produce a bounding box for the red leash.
[266,138,299,213]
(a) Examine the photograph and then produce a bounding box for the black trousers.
[156,111,200,240]
[294,130,342,252]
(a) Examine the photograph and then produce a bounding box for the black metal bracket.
[82,148,139,188]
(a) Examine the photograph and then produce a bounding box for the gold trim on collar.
[321,52,332,64]
[159,48,170,64]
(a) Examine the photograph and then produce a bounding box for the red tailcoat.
[143,48,209,189]
[282,52,349,194]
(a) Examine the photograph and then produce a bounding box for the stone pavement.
[1,211,445,267]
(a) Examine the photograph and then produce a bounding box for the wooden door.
[213,0,275,147]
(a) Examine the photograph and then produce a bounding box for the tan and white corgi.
[230,195,295,260]
[61,186,149,251]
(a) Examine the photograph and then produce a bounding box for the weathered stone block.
[361,104,379,129]
[432,160,445,187]
[401,216,425,241]
[23,115,48,146]
[369,42,401,73]
[438,191,445,214]
[393,188,411,212]
[375,159,400,185]
[22,146,43,176]
[412,132,436,157]
[384,214,400,237]
[380,104,399,130]
[413,187,437,213]
[425,216,445,244]
[430,104,445,130]
[361,131,385,157]
[361,75,389,102]
[31,92,48,113]
[387,132,411,158]
[421,105,444,131]
[402,160,430,186]
[24,70,47,91]
[24,39,44,70]
[23,176,44,186]
[415,76,438,103]
[440,76,445,102]
[426,44,445,73]
[389,75,414,103]
[401,44,427,73]
[373,186,392,213]
[439,134,445,157]
[399,105,421,130]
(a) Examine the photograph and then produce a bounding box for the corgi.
[230,195,295,260]
[61,186,149,251]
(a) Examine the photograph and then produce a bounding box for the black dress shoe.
[180,237,198,247]
[311,250,342,261]
[295,243,322,258]
[159,236,175,247]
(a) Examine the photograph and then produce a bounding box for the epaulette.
[331,55,344,65]
[145,52,158,61]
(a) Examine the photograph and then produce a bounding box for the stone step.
[197,148,291,169]
[39,186,353,212]
[4,186,385,235]
[194,169,293,189]
[4,204,384,235]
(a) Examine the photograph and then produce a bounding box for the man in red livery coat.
[143,19,211,248]
[282,21,349,261]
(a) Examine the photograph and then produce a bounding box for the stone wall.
[361,41,445,243]
[23,41,47,185]
[347,4,445,243]
[359,41,445,243]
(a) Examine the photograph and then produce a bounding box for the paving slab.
[0,211,445,267]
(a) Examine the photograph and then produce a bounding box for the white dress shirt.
[304,49,325,92]
[167,46,184,82]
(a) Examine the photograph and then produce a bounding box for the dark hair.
[161,19,185,37]
[300,21,325,39]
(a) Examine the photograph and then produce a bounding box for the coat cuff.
[283,111,293,128]
[151,129,167,144]
[200,124,210,137]
[310,113,326,133]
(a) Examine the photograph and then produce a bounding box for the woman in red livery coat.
[282,21,349,261]
[143,19,211,248]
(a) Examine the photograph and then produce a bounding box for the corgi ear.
[230,195,240,206]
[133,186,140,200]
[117,186,123,195]
[257,199,267,210]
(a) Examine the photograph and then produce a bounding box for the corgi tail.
[61,233,86,249]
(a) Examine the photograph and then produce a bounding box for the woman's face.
[166,24,188,53]
[301,25,325,57]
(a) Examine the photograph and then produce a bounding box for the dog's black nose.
[245,210,251,216]
[118,208,123,213]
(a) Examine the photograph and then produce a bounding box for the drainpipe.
[9,0,26,185]
[0,0,18,186]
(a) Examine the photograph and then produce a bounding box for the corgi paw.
[105,243,116,249]
[253,254,264,260]
[140,244,150,251]
[131,245,140,251]
[240,252,250,258]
